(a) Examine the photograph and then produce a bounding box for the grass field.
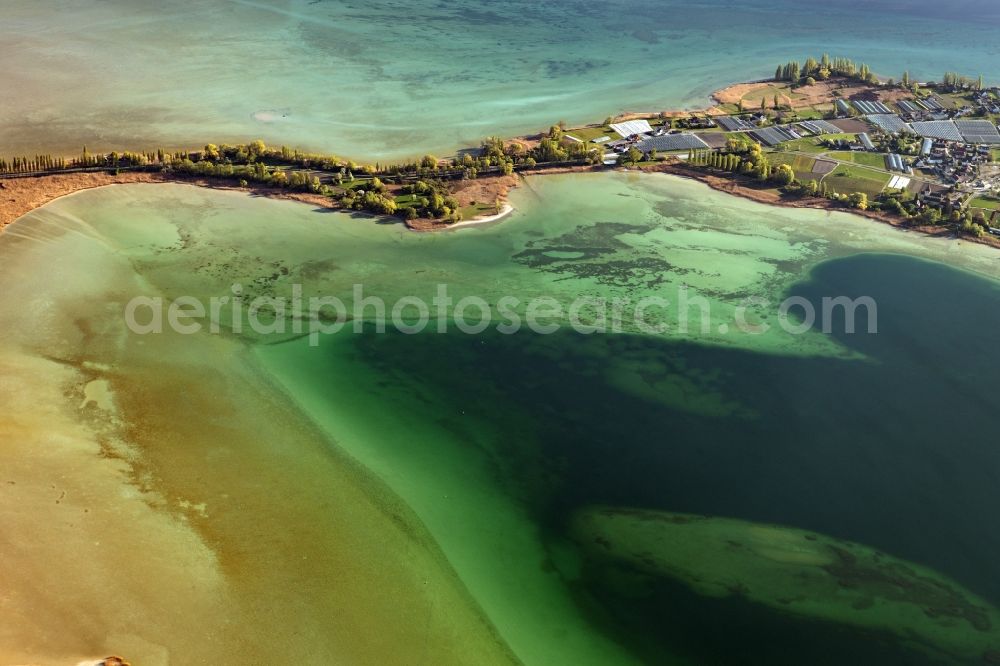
[777,137,829,154]
[935,92,974,110]
[784,108,826,120]
[970,196,1000,211]
[769,152,818,180]
[827,151,889,169]
[770,152,817,171]
[459,202,498,219]
[566,125,615,143]
[821,164,890,197]
[768,153,820,183]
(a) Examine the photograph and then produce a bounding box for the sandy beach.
[447,203,514,229]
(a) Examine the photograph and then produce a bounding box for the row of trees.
[688,141,795,187]
[888,71,986,93]
[0,132,597,228]
[0,147,170,174]
[0,155,66,173]
[941,72,986,91]
[169,157,325,194]
[689,139,868,211]
[1,121,606,183]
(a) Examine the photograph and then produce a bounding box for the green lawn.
[778,137,830,154]
[827,151,889,169]
[992,149,1000,163]
[821,165,890,197]
[823,133,862,142]
[970,196,1000,211]
[783,108,826,120]
[342,176,375,190]
[567,125,615,142]
[779,134,865,155]
[459,202,498,220]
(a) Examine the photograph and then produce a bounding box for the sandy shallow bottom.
[0,198,517,664]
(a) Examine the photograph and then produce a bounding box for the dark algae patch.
[571,508,1000,664]
[334,253,1000,665]
[512,221,682,287]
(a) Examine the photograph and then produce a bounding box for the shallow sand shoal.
[0,172,168,229]
[0,203,520,665]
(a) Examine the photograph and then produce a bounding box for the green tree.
[771,164,795,186]
[619,146,643,166]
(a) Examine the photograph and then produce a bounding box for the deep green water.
[262,254,1000,665]
[7,173,1000,663]
[3,0,999,160]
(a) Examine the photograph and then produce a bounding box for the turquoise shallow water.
[6,173,1000,663]
[3,0,1000,160]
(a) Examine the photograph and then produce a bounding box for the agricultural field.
[826,151,890,169]
[935,91,974,109]
[769,152,818,180]
[821,164,891,197]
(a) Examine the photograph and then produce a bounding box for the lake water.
[3,0,1000,161]
[4,173,1000,663]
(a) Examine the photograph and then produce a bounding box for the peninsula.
[2,55,998,246]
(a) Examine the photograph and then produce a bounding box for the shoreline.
[6,162,998,250]
[0,171,522,234]
[2,74,998,247]
[648,160,1000,250]
[5,159,1000,250]
[445,203,514,229]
